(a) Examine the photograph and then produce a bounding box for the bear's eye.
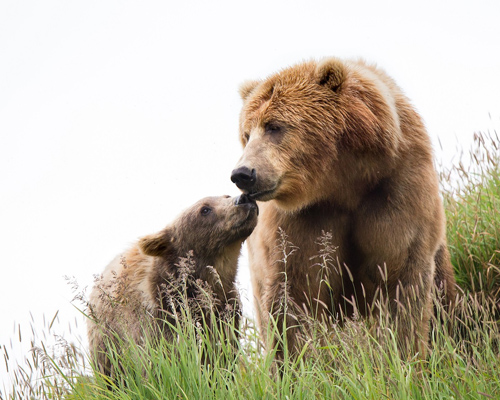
[265,122,282,135]
[243,132,250,144]
[200,206,212,216]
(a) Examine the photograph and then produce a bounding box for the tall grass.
[0,311,89,400]
[2,131,500,400]
[441,131,500,298]
[5,292,498,399]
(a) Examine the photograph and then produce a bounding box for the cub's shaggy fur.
[87,195,258,376]
[231,58,456,357]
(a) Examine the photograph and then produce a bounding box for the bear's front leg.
[384,257,435,360]
[258,276,302,362]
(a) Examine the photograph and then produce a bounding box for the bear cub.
[87,194,258,377]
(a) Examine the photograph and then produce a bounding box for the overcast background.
[1,0,499,389]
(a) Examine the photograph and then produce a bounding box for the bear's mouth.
[247,187,277,202]
[248,190,275,202]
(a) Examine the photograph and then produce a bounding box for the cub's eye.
[265,122,282,135]
[200,206,212,216]
[243,132,250,144]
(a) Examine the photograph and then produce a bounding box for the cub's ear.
[316,58,345,92]
[239,80,260,100]
[139,228,174,257]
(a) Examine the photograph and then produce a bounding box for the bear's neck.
[152,245,240,305]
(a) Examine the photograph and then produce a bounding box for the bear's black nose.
[231,167,256,191]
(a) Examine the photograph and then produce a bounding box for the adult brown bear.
[231,58,456,357]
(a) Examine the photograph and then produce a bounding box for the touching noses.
[230,166,256,192]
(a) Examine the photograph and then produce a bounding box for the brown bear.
[230,58,456,358]
[87,194,258,377]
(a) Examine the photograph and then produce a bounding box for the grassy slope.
[443,132,500,296]
[2,131,500,400]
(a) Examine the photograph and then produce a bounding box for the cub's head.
[231,58,402,211]
[138,194,258,265]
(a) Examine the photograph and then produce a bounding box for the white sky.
[1,0,499,389]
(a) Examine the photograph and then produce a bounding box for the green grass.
[2,131,500,400]
[5,295,499,400]
[441,131,500,297]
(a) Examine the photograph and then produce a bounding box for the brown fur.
[232,58,456,358]
[87,195,258,377]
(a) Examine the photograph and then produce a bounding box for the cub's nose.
[230,166,256,191]
[234,193,256,206]
[234,193,258,214]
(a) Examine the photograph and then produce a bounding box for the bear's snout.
[234,193,257,207]
[234,194,258,216]
[231,166,256,192]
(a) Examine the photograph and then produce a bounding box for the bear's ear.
[239,80,260,100]
[139,228,174,257]
[316,58,345,92]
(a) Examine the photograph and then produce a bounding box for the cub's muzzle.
[234,194,258,214]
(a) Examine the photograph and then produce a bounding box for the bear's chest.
[259,202,359,270]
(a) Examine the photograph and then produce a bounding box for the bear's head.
[231,58,403,212]
[138,194,258,270]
